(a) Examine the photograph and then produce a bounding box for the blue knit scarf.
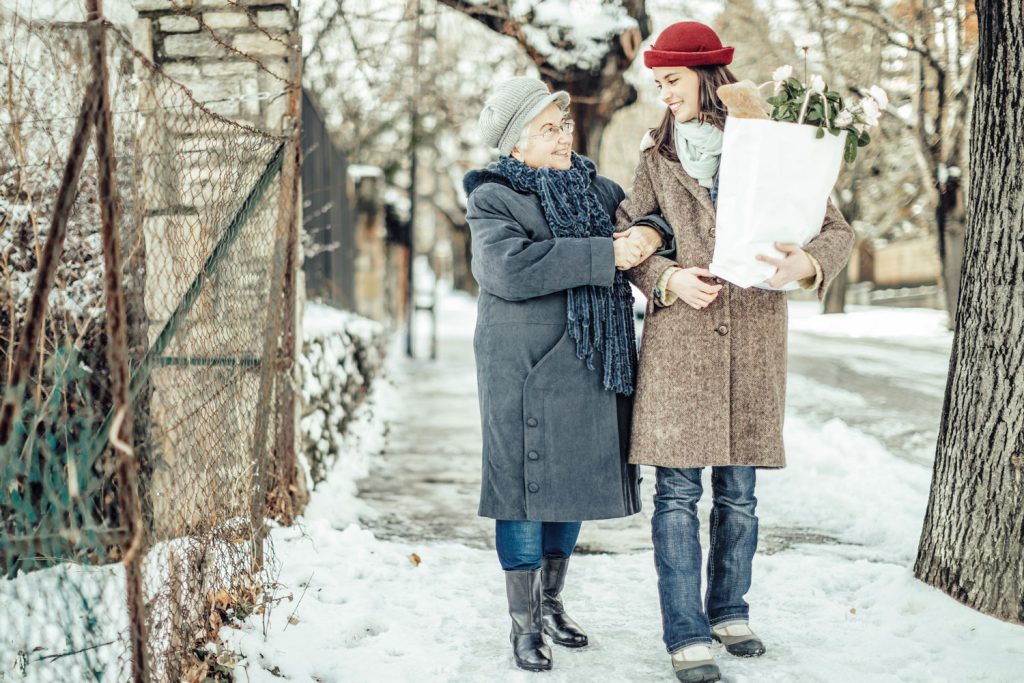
[495,153,636,395]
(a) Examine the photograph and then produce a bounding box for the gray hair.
[513,128,531,155]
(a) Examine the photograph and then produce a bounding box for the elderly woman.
[463,76,672,672]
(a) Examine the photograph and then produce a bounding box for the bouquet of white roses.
[709,66,886,290]
[766,64,887,164]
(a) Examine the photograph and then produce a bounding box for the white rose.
[868,85,889,109]
[772,65,793,83]
[861,97,881,126]
[835,110,854,127]
[810,75,826,94]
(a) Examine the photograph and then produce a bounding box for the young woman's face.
[653,66,701,123]
[512,102,573,170]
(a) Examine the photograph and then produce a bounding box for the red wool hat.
[644,21,734,68]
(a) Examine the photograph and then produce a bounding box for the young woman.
[463,76,673,672]
[614,21,856,683]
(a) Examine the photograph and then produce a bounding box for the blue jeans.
[651,466,758,652]
[495,520,582,571]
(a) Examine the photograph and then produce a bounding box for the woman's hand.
[666,267,723,309]
[613,225,663,270]
[614,234,645,270]
[756,242,816,288]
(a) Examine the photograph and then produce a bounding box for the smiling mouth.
[669,101,683,110]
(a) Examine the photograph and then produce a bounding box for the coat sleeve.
[467,187,615,302]
[614,154,679,298]
[803,198,856,301]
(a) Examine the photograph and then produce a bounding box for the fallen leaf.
[849,607,857,615]
[409,553,421,567]
[287,615,300,625]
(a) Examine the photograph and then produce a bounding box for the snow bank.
[788,301,952,340]
[0,561,128,680]
[297,303,394,518]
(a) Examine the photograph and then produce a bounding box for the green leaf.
[858,130,871,147]
[828,126,841,136]
[815,127,825,139]
[844,134,858,164]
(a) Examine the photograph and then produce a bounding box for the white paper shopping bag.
[710,116,847,290]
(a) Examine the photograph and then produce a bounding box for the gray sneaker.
[670,644,721,683]
[711,620,766,657]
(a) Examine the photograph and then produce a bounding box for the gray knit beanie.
[478,77,570,156]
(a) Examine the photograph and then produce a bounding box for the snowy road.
[224,295,1024,683]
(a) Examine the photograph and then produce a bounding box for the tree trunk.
[935,179,967,327]
[824,184,860,315]
[823,263,848,314]
[914,2,1024,623]
[550,69,637,160]
[437,0,651,158]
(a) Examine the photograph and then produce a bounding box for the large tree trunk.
[914,3,1024,623]
[549,65,639,160]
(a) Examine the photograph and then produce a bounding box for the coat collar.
[654,152,717,217]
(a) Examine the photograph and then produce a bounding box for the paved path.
[357,301,950,555]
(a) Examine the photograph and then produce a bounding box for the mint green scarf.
[674,119,724,189]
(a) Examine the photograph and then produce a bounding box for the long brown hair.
[650,64,738,163]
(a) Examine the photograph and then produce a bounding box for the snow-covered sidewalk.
[222,295,1024,682]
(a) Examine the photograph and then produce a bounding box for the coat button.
[717,324,729,335]
[526,417,538,427]
[528,482,540,493]
[527,451,540,461]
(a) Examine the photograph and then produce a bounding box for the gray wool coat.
[616,145,855,470]
[464,163,642,522]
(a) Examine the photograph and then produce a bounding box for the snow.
[496,0,640,72]
[298,301,390,489]
[218,296,1024,682]
[303,301,384,344]
[788,301,953,340]
[347,164,384,180]
[0,561,128,680]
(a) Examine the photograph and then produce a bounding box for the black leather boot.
[505,568,552,671]
[541,556,588,648]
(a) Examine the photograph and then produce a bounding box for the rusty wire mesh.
[1,9,295,681]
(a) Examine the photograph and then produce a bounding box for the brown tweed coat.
[615,144,855,469]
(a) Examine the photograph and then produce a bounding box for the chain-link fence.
[1,4,300,680]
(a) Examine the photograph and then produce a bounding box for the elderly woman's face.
[511,102,573,170]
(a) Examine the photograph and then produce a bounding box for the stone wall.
[132,1,294,130]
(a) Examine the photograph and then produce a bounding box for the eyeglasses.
[527,119,575,142]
